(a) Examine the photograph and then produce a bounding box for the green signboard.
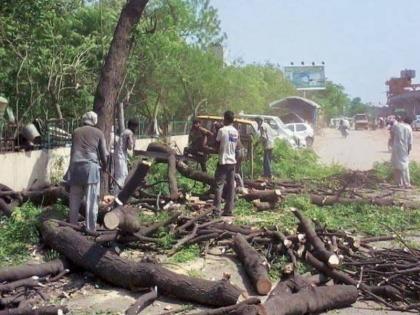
[284,66,326,90]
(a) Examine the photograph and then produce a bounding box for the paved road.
[313,128,420,170]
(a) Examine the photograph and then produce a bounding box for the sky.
[210,0,420,105]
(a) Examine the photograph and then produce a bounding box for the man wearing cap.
[255,117,275,178]
[214,110,239,216]
[64,111,108,233]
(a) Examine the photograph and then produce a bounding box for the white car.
[412,115,420,131]
[239,113,306,148]
[285,123,314,146]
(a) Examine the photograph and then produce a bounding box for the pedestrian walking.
[64,111,108,233]
[213,111,239,216]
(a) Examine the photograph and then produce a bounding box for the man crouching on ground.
[64,111,108,233]
[213,110,239,216]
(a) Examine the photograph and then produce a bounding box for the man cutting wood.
[64,111,108,233]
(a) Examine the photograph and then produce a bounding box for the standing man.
[186,119,213,172]
[391,116,412,188]
[255,117,275,178]
[113,119,139,192]
[214,111,239,216]
[64,111,108,233]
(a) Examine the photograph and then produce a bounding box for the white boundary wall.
[0,135,188,191]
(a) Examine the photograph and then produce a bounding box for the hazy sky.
[210,0,420,104]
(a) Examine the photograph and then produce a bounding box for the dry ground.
[59,128,419,314]
[313,127,420,170]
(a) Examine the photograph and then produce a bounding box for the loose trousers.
[69,182,100,232]
[263,149,273,178]
[394,167,411,188]
[214,164,236,214]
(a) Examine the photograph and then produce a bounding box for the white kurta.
[391,123,412,170]
[113,129,134,191]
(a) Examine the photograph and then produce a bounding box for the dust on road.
[314,128,420,170]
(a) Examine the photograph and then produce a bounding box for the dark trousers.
[263,149,273,178]
[214,164,236,214]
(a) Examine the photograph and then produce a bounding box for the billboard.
[284,66,326,90]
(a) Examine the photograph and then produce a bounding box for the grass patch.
[233,195,420,237]
[373,160,420,186]
[169,245,200,263]
[250,140,344,182]
[0,203,43,267]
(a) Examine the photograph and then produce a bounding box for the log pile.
[0,259,69,314]
[1,143,419,314]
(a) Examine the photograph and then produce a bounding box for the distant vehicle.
[285,123,315,146]
[412,115,420,131]
[238,113,305,148]
[354,113,369,130]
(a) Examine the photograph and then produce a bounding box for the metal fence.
[0,118,190,153]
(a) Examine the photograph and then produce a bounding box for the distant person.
[338,119,349,138]
[186,119,213,172]
[113,119,139,193]
[213,111,239,216]
[64,111,108,233]
[390,116,412,188]
[255,117,275,178]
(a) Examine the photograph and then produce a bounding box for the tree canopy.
[0,0,365,126]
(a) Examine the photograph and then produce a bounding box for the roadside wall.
[0,135,188,191]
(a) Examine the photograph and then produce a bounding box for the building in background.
[387,69,420,119]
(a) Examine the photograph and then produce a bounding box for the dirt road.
[314,128,420,170]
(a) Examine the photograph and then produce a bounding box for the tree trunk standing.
[93,0,149,193]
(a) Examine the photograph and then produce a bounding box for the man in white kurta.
[113,119,139,193]
[391,118,412,188]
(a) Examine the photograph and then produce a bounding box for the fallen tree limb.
[190,297,261,315]
[232,234,272,295]
[242,190,282,203]
[117,160,152,204]
[147,143,179,200]
[0,305,69,315]
[40,220,242,306]
[125,286,158,315]
[139,211,180,237]
[291,208,340,267]
[0,276,42,293]
[176,161,215,186]
[263,285,358,315]
[305,252,401,301]
[0,258,69,283]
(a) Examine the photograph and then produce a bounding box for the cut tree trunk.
[176,161,215,186]
[232,234,272,295]
[291,208,340,267]
[251,200,275,211]
[263,285,358,315]
[125,287,158,315]
[40,220,242,306]
[0,258,69,283]
[242,190,282,203]
[147,143,179,199]
[305,252,401,300]
[117,160,152,204]
[103,206,142,233]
